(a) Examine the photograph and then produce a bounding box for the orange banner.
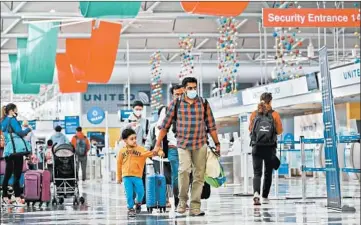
[66,39,90,81]
[56,53,88,93]
[263,8,360,28]
[181,1,249,17]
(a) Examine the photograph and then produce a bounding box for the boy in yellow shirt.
[117,128,157,217]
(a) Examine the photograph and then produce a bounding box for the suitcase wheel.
[79,197,85,205]
[26,201,30,207]
[52,198,57,206]
[39,202,43,208]
[32,202,36,207]
[46,202,50,207]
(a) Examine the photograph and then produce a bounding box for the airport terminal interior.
[0,1,360,224]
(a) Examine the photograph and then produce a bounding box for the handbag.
[6,118,31,157]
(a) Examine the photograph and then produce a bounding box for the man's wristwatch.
[215,142,220,147]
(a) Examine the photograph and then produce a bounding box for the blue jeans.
[123,176,144,209]
[168,148,179,205]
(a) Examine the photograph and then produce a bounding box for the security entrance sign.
[319,47,341,209]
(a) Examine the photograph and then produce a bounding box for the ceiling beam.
[1,12,261,19]
[2,32,354,39]
[0,2,27,48]
[2,48,358,55]
[122,1,160,33]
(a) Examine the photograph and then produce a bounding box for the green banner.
[20,22,59,84]
[8,54,40,94]
[79,1,141,18]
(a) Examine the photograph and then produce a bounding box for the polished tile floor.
[1,178,360,225]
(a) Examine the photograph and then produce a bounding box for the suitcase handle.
[159,157,164,176]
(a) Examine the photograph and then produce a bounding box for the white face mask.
[134,110,142,117]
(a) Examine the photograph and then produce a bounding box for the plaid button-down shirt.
[160,96,217,150]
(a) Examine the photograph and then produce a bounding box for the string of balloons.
[217,17,240,94]
[178,34,195,81]
[149,51,163,111]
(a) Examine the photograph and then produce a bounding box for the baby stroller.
[52,143,85,205]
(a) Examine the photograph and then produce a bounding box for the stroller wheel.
[79,197,85,205]
[58,197,64,205]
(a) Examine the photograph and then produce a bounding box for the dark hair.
[76,127,82,132]
[2,103,17,119]
[170,84,183,95]
[258,92,273,114]
[55,125,62,132]
[182,77,197,88]
[158,106,167,116]
[47,139,53,147]
[133,101,144,108]
[122,128,136,140]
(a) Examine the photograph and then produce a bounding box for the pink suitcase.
[0,160,5,175]
[24,170,51,205]
[0,160,28,175]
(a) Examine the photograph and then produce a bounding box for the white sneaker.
[253,192,261,205]
[13,198,26,207]
[262,198,270,204]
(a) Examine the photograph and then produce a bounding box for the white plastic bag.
[205,148,221,178]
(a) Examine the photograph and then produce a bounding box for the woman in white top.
[145,106,179,207]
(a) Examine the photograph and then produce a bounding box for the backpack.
[172,97,209,136]
[250,110,277,147]
[75,136,87,156]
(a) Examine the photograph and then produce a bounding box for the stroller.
[52,143,85,205]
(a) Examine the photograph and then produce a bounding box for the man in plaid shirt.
[154,77,220,216]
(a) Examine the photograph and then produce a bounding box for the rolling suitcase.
[146,158,167,213]
[24,170,51,207]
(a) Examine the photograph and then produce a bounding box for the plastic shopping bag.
[205,147,221,178]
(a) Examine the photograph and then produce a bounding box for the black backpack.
[250,110,277,147]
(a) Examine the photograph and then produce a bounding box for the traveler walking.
[154,77,221,216]
[1,103,31,207]
[249,92,283,205]
[71,127,90,182]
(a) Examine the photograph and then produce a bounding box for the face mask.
[186,90,198,99]
[134,110,142,117]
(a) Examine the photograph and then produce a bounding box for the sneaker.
[2,198,11,206]
[253,192,261,206]
[135,204,142,214]
[128,209,136,217]
[190,209,205,217]
[177,201,187,214]
[13,198,26,207]
[262,198,270,204]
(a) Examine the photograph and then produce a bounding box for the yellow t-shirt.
[116,145,153,182]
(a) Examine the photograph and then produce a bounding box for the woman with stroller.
[1,103,32,206]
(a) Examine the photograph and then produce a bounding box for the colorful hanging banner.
[20,22,59,84]
[56,53,88,93]
[263,8,360,28]
[8,54,40,94]
[79,1,141,18]
[65,21,121,83]
[181,1,249,17]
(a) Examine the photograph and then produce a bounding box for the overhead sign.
[87,107,105,125]
[241,76,309,105]
[119,109,133,122]
[326,63,360,88]
[319,46,342,209]
[19,120,37,130]
[208,91,243,111]
[64,116,80,135]
[263,8,360,28]
[53,120,65,129]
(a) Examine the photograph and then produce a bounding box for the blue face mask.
[187,90,198,99]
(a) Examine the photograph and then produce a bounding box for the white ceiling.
[1,1,360,86]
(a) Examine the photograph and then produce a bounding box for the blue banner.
[64,116,80,135]
[87,131,105,147]
[120,109,133,122]
[53,120,65,129]
[319,46,342,209]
